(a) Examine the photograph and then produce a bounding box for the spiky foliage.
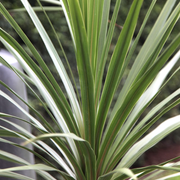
[0,0,180,179]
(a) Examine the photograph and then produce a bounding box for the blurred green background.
[0,0,180,171]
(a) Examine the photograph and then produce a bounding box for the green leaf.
[98,168,137,180]
[0,56,61,133]
[19,0,83,136]
[86,0,102,76]
[104,50,180,171]
[99,27,180,176]
[0,172,34,180]
[11,7,62,12]
[0,3,73,123]
[23,133,96,180]
[111,0,179,117]
[0,1,180,179]
[0,120,76,177]
[0,150,64,180]
[96,0,144,175]
[118,115,180,168]
[0,31,82,165]
[65,0,95,148]
[0,164,55,174]
[94,0,122,109]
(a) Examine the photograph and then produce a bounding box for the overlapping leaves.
[0,0,180,179]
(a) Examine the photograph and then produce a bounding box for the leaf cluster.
[0,0,180,179]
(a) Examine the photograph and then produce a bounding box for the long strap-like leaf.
[64,0,95,149]
[20,0,83,137]
[96,0,144,166]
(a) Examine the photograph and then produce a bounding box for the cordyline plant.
[0,0,180,179]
